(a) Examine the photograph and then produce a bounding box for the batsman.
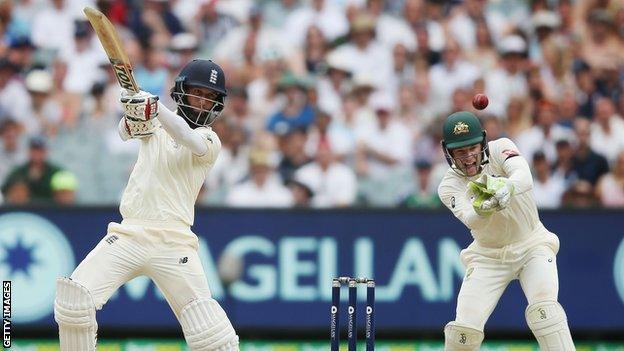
[437,111,575,350]
[53,59,240,351]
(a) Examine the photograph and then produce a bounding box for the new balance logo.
[179,257,188,264]
[105,235,119,245]
[209,70,218,84]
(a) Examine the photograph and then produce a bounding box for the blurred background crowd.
[0,0,623,209]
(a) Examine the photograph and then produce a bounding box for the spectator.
[194,0,239,57]
[247,57,284,122]
[573,118,610,185]
[6,36,36,73]
[464,18,499,73]
[301,25,328,75]
[552,139,578,186]
[448,0,509,51]
[516,100,576,163]
[506,96,533,140]
[539,40,576,102]
[31,0,74,53]
[580,9,624,71]
[574,62,601,119]
[305,108,355,161]
[355,94,412,206]
[3,179,30,205]
[0,58,30,130]
[1,0,623,210]
[557,90,581,128]
[366,0,416,51]
[401,159,442,209]
[331,13,393,94]
[204,123,250,204]
[429,39,480,115]
[128,0,184,48]
[51,169,77,205]
[276,127,311,183]
[316,50,352,114]
[348,73,377,130]
[24,69,62,137]
[1,136,61,204]
[0,118,27,185]
[411,75,436,127]
[266,73,315,134]
[532,151,566,209]
[485,35,529,116]
[226,148,293,207]
[283,0,348,48]
[561,180,599,208]
[263,0,301,29]
[59,21,108,123]
[214,4,290,70]
[529,10,562,63]
[481,114,506,140]
[134,45,169,97]
[403,0,445,53]
[595,151,624,208]
[286,176,314,208]
[412,22,441,67]
[589,97,624,164]
[294,143,357,208]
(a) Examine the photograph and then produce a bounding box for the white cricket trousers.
[454,232,561,330]
[70,220,212,318]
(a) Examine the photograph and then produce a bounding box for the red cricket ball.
[472,93,489,110]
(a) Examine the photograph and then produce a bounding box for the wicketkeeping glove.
[486,176,514,210]
[120,89,159,122]
[468,177,498,216]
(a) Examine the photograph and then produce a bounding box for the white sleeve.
[491,138,533,195]
[157,102,209,156]
[438,176,494,231]
[503,157,533,195]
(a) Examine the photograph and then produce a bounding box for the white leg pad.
[54,278,98,351]
[526,300,576,351]
[180,298,239,351]
[444,321,484,351]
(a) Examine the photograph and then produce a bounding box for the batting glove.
[121,89,159,122]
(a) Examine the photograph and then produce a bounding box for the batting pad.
[444,321,484,351]
[54,277,98,351]
[180,298,239,351]
[526,300,575,351]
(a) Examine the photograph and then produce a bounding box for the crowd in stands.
[0,0,623,209]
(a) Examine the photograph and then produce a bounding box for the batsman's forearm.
[157,102,208,156]
[504,156,533,195]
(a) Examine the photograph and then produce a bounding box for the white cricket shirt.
[438,138,554,248]
[119,126,220,227]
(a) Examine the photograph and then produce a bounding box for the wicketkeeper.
[53,59,240,351]
[437,111,575,350]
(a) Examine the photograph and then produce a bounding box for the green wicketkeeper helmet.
[441,111,488,176]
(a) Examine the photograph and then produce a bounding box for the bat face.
[83,7,139,93]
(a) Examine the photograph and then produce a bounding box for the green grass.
[8,340,624,351]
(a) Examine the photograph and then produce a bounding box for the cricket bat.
[83,6,140,93]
